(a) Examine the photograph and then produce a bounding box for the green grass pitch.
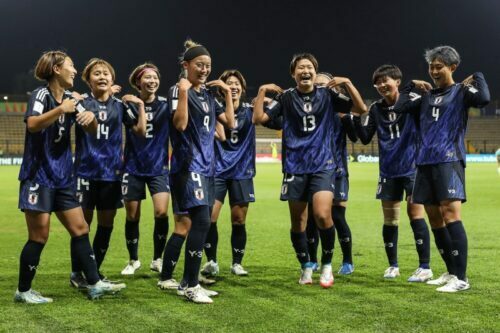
[0,163,499,332]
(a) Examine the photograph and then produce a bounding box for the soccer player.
[120,63,170,275]
[397,46,490,292]
[305,72,357,275]
[166,39,234,303]
[353,65,433,282]
[200,70,257,278]
[71,58,146,286]
[254,53,366,288]
[16,51,125,303]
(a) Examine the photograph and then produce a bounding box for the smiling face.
[293,59,317,92]
[138,69,160,95]
[373,75,400,100]
[184,55,211,87]
[88,64,113,95]
[225,75,243,102]
[55,57,77,89]
[428,58,456,89]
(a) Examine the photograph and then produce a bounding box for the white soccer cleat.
[200,260,219,277]
[121,260,141,275]
[319,265,334,288]
[436,276,470,293]
[230,263,248,276]
[150,258,163,272]
[157,279,179,290]
[178,283,218,297]
[14,289,53,304]
[427,272,455,286]
[407,268,433,282]
[384,266,400,279]
[299,267,313,285]
[87,280,126,300]
[198,273,217,285]
[184,285,214,304]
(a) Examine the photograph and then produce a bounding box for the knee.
[384,218,399,227]
[231,214,246,225]
[70,220,90,237]
[314,211,333,228]
[154,210,167,219]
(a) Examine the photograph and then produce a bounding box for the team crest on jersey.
[303,102,313,113]
[122,185,128,195]
[28,192,38,205]
[194,188,204,200]
[146,112,153,121]
[58,114,65,124]
[201,101,210,113]
[99,111,107,121]
[434,97,443,104]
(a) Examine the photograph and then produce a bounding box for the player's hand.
[122,94,144,107]
[462,75,474,86]
[177,78,192,91]
[206,80,231,94]
[71,91,84,101]
[111,85,122,95]
[76,111,95,127]
[326,77,351,89]
[259,84,283,94]
[412,80,432,92]
[60,99,76,113]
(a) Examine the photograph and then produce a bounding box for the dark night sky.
[1,0,499,101]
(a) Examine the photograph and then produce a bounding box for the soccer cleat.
[407,268,433,282]
[338,263,355,275]
[14,289,53,304]
[157,279,179,290]
[311,262,319,273]
[70,271,89,289]
[200,260,219,277]
[198,273,217,285]
[319,265,334,288]
[150,258,163,272]
[230,263,248,276]
[384,266,400,279]
[427,272,455,286]
[121,260,141,275]
[184,285,214,304]
[87,280,126,300]
[436,276,470,293]
[299,267,313,285]
[177,283,218,297]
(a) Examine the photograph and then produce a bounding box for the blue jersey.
[399,72,490,165]
[215,102,255,179]
[265,86,352,174]
[354,98,418,178]
[124,96,170,176]
[169,85,224,176]
[333,114,357,177]
[19,87,81,188]
[75,94,137,181]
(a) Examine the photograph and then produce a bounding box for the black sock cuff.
[154,216,169,223]
[126,219,139,226]
[232,224,246,230]
[71,233,90,242]
[27,239,46,248]
[446,220,464,232]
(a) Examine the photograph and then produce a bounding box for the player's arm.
[75,110,97,134]
[172,78,192,132]
[340,114,358,142]
[326,77,367,115]
[215,121,226,142]
[394,80,429,114]
[253,84,283,125]
[462,72,490,108]
[352,106,376,144]
[122,94,146,136]
[206,80,234,129]
[27,99,76,133]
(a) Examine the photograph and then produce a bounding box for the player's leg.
[230,203,249,275]
[288,200,312,284]
[407,197,432,282]
[149,174,171,272]
[381,200,401,278]
[333,175,353,275]
[305,204,319,271]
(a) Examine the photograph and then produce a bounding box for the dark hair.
[290,53,318,75]
[424,45,460,66]
[372,64,402,84]
[219,69,247,96]
[82,58,116,86]
[34,50,68,81]
[129,63,160,91]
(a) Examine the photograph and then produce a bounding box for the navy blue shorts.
[412,161,466,205]
[376,175,415,201]
[122,173,170,201]
[334,176,349,202]
[171,171,214,214]
[280,169,335,202]
[19,180,80,213]
[76,178,123,211]
[214,178,255,205]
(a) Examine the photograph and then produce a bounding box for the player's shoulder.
[32,86,50,102]
[168,85,179,98]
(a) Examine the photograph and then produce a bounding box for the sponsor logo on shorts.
[281,184,288,195]
[194,188,204,200]
[448,188,456,194]
[249,193,255,198]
